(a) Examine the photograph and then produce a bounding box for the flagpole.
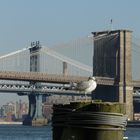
[110,19,113,30]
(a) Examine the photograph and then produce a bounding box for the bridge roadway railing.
[0,71,115,85]
[0,70,140,86]
[0,71,88,83]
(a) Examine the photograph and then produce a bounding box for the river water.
[0,125,139,140]
[0,124,52,140]
[125,127,140,140]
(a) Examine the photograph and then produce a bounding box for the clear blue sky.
[0,0,140,105]
[0,0,140,53]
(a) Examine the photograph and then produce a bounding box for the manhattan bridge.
[0,29,140,125]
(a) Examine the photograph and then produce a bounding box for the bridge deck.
[0,71,140,87]
[0,71,88,83]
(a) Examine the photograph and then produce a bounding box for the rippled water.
[0,125,139,140]
[125,127,140,140]
[0,124,52,140]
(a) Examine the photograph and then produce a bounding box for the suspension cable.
[41,47,93,73]
[0,47,31,60]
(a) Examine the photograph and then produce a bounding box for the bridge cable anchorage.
[41,46,93,73]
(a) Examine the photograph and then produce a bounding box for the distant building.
[0,100,28,121]
[3,102,15,116]
[15,100,28,120]
[134,113,140,120]
[42,95,91,121]
[0,107,4,117]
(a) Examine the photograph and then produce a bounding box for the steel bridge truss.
[0,83,92,96]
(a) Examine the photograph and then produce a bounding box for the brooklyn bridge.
[0,29,140,125]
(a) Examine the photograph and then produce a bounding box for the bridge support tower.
[23,41,48,126]
[92,30,133,120]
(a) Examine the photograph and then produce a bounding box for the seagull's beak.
[88,77,96,81]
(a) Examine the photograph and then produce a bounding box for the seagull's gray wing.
[76,81,91,91]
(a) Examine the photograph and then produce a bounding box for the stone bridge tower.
[23,41,47,126]
[92,30,133,120]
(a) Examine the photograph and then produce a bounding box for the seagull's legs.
[85,93,87,101]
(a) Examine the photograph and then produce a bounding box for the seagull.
[70,77,97,99]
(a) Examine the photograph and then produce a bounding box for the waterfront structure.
[52,101,127,140]
[92,30,133,119]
